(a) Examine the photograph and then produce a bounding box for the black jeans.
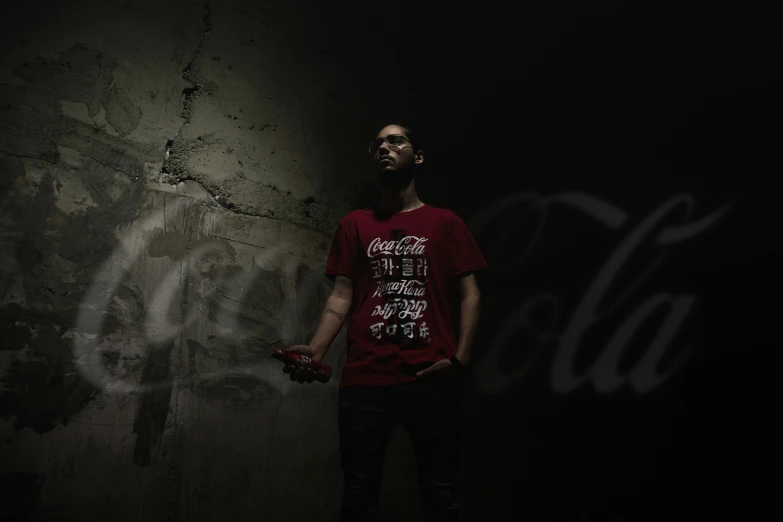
[338,372,462,522]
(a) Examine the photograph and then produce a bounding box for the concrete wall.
[0,1,425,520]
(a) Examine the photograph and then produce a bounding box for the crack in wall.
[152,0,341,237]
[159,4,213,522]
[160,0,215,187]
[178,1,213,127]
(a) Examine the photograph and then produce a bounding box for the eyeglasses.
[368,134,412,155]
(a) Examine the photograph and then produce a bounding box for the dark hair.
[395,123,421,152]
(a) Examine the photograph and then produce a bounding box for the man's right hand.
[282,345,323,383]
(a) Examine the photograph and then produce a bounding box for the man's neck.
[379,183,423,213]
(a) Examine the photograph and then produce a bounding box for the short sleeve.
[325,221,353,280]
[451,215,488,276]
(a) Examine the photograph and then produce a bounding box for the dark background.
[350,1,781,519]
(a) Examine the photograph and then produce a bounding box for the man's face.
[371,125,423,187]
[374,125,413,172]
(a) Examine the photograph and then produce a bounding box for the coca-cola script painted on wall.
[469,192,734,396]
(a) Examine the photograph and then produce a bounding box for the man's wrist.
[309,343,327,360]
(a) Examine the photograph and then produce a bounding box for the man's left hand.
[416,358,462,380]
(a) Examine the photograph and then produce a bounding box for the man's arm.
[309,275,353,361]
[455,272,481,366]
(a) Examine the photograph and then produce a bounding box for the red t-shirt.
[324,204,488,387]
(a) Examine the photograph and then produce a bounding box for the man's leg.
[403,378,461,522]
[338,385,396,522]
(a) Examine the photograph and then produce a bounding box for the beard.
[378,167,414,188]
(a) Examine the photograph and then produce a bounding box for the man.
[282,123,486,522]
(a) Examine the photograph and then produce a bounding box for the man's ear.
[414,149,424,165]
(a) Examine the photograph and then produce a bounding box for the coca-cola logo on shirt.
[367,236,428,257]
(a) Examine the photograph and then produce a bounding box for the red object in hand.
[271,349,332,383]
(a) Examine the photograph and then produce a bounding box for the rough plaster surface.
[0,0,427,520]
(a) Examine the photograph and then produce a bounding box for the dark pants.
[338,373,462,522]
